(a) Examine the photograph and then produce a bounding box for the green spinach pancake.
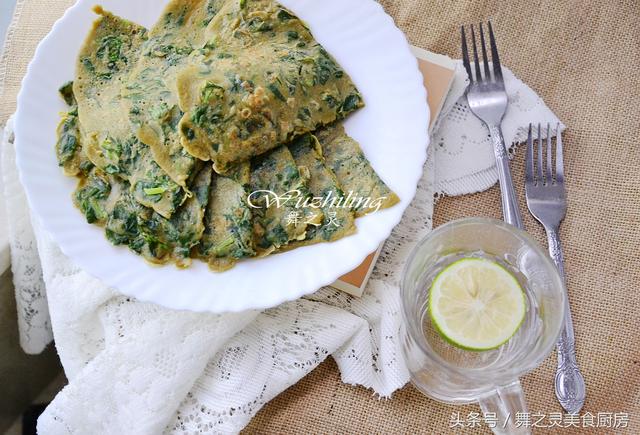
[74,7,187,218]
[175,0,364,173]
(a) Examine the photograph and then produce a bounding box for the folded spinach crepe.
[249,146,322,255]
[284,134,356,248]
[122,0,227,187]
[133,164,212,266]
[198,163,255,271]
[74,7,187,219]
[75,165,211,267]
[55,82,92,177]
[315,123,399,217]
[175,0,364,174]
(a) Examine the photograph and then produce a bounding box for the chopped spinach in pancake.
[122,0,227,187]
[74,7,187,218]
[55,82,92,177]
[198,163,255,271]
[73,169,160,264]
[135,164,212,266]
[249,146,322,254]
[74,167,113,225]
[75,166,211,267]
[315,123,399,217]
[285,134,356,248]
[176,0,364,174]
[103,180,171,263]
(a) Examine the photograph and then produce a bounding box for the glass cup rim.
[400,217,566,384]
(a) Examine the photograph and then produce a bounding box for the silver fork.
[525,123,586,414]
[461,22,523,228]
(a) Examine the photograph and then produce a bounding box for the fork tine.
[487,21,503,82]
[555,123,565,184]
[479,23,491,81]
[546,123,553,183]
[537,123,544,184]
[470,24,483,81]
[461,26,473,83]
[525,123,534,184]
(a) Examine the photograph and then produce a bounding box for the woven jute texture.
[1,0,639,433]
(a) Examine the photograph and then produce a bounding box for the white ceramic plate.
[15,0,429,313]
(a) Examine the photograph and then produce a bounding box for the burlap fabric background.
[1,0,639,433]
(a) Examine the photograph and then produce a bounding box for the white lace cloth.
[1,61,562,434]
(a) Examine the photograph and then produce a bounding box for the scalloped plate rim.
[14,0,430,313]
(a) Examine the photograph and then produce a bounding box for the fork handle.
[488,124,524,229]
[546,228,586,414]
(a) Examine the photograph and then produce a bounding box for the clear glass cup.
[400,218,566,435]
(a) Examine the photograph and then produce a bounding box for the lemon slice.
[429,258,526,351]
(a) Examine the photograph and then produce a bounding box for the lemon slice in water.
[429,258,526,351]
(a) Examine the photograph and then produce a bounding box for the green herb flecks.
[267,83,286,102]
[58,81,76,106]
[74,169,111,224]
[143,186,168,196]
